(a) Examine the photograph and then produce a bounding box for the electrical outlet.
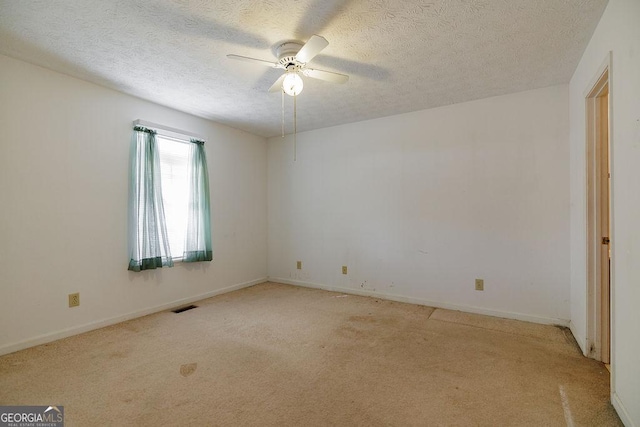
[342,266,348,275]
[68,292,80,307]
[297,261,302,270]
[475,279,484,291]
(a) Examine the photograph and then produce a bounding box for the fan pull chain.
[293,93,297,162]
[281,89,285,138]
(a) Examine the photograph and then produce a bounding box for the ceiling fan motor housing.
[277,42,304,68]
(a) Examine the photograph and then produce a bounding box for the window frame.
[131,119,208,263]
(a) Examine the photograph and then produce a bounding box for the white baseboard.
[612,392,636,427]
[0,277,267,356]
[270,277,570,327]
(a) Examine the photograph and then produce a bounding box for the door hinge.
[602,237,610,245]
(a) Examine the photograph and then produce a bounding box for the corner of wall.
[569,320,588,356]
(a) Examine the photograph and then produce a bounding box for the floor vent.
[172,305,198,314]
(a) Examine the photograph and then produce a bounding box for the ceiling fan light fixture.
[282,72,303,96]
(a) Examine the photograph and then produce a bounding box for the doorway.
[585,57,611,364]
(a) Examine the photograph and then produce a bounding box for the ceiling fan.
[227,35,349,96]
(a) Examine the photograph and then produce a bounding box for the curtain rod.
[133,119,206,142]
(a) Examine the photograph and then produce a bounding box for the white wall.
[0,54,268,354]
[268,85,570,325]
[569,0,640,424]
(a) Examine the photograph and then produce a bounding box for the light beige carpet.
[0,282,621,426]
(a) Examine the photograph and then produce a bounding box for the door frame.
[584,52,613,365]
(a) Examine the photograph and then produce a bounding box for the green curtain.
[183,140,213,262]
[128,126,174,271]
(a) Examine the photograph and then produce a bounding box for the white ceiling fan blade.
[303,68,349,84]
[295,35,329,64]
[268,74,287,92]
[227,54,280,68]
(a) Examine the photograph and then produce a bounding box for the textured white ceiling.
[0,0,607,137]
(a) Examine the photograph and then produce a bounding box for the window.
[128,123,212,272]
[157,136,191,259]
